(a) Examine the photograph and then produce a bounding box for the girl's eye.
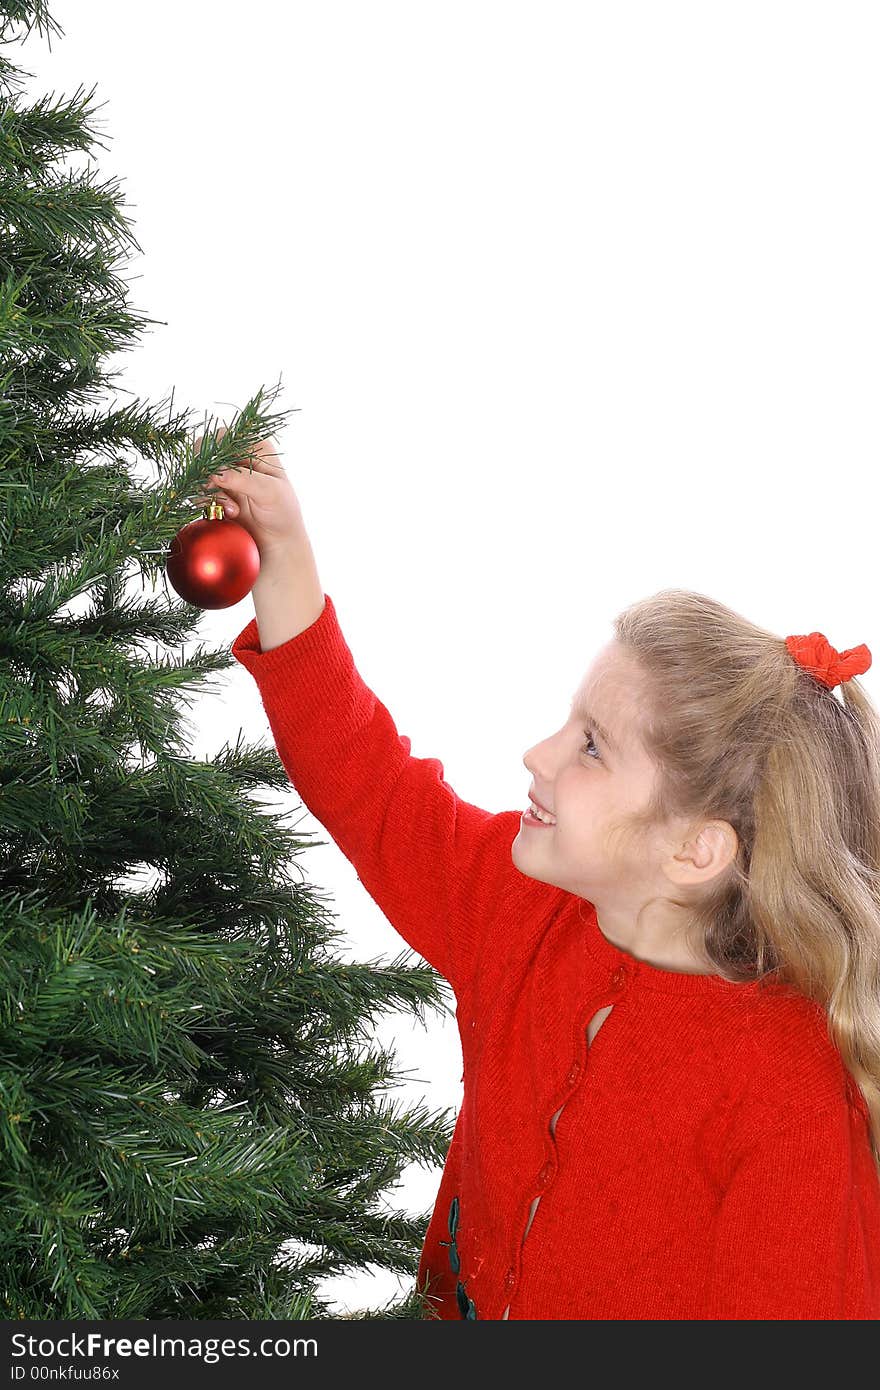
[580,729,601,761]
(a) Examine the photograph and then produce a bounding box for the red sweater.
[231,592,880,1321]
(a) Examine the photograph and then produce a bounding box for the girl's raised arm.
[210,437,522,1002]
[231,586,520,1002]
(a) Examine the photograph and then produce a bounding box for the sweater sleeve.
[229,592,519,1002]
[704,1098,867,1319]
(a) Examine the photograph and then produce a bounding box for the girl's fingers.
[206,441,284,492]
[191,487,238,512]
[218,441,287,478]
[206,469,258,496]
[194,429,284,510]
[249,436,288,473]
[196,429,286,475]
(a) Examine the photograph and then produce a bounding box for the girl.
[200,432,880,1321]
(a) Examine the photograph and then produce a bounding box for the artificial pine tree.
[0,0,455,1319]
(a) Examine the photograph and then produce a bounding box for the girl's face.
[513,639,730,970]
[515,639,661,901]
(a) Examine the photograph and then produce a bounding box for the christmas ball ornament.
[166,500,260,608]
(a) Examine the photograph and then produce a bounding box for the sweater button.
[611,965,626,989]
[538,1160,552,1187]
[566,1061,581,1085]
[504,1268,516,1291]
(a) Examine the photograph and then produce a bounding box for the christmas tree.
[0,0,454,1319]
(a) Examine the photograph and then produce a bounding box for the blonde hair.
[612,587,880,1179]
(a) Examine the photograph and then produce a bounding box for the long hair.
[612,588,880,1178]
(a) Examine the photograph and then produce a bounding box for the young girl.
[201,433,880,1321]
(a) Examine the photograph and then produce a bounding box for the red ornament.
[166,501,260,609]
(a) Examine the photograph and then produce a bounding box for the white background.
[16,1,879,1315]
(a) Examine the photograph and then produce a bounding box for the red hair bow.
[784,632,872,690]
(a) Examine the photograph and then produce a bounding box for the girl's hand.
[192,427,309,564]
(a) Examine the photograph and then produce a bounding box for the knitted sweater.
[231,592,880,1321]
